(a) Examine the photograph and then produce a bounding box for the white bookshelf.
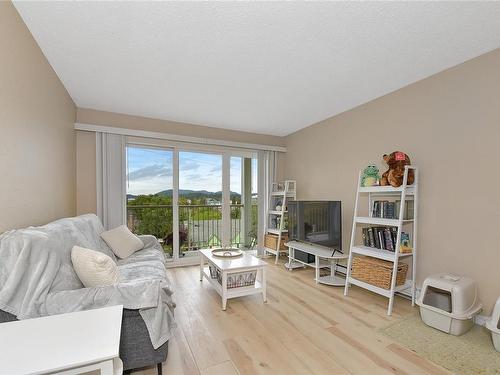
[264,180,296,264]
[344,166,418,316]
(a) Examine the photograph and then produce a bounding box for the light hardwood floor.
[133,259,450,375]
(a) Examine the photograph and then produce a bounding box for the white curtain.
[257,150,277,254]
[96,133,126,230]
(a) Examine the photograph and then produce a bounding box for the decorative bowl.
[211,248,243,258]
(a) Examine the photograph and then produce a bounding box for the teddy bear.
[361,165,380,187]
[379,151,414,187]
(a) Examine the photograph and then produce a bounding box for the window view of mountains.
[127,189,242,202]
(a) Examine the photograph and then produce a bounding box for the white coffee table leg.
[262,267,267,303]
[222,271,228,311]
[200,255,204,281]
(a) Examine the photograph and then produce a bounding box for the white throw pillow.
[100,225,144,259]
[71,246,120,287]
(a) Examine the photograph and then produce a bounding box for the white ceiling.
[13,1,500,136]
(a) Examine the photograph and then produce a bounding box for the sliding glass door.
[126,143,258,263]
[179,151,222,257]
[126,145,174,258]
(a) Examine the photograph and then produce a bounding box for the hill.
[128,189,241,201]
[158,189,241,201]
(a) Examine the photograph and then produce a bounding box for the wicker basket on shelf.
[208,263,256,289]
[264,233,288,250]
[351,256,408,290]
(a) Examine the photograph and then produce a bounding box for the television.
[288,201,342,263]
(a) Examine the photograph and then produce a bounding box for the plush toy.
[380,151,415,187]
[361,165,380,187]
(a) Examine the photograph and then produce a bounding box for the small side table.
[0,305,123,375]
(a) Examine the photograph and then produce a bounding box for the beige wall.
[75,109,286,214]
[0,2,76,232]
[77,108,285,147]
[285,48,500,313]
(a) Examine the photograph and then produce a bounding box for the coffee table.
[199,248,267,310]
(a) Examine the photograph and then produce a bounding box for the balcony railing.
[126,204,257,257]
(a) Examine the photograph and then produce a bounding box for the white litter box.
[417,273,482,336]
[486,297,500,351]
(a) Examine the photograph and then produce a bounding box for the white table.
[199,249,267,310]
[285,240,348,286]
[0,305,123,375]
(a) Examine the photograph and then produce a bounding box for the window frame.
[125,136,260,266]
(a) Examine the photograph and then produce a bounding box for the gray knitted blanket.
[0,214,175,349]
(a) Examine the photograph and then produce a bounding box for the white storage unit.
[417,273,482,336]
[264,180,296,264]
[344,165,418,316]
[486,297,500,351]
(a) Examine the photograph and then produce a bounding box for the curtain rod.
[75,123,286,152]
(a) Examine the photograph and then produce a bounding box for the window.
[126,143,259,263]
[126,146,174,257]
[179,151,222,256]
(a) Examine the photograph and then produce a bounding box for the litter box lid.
[418,273,482,317]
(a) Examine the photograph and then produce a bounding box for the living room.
[1,1,500,374]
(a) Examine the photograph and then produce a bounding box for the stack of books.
[396,200,414,220]
[372,200,415,220]
[362,227,412,253]
[372,201,396,219]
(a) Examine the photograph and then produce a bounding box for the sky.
[126,146,258,196]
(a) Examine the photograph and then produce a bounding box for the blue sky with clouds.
[126,146,257,196]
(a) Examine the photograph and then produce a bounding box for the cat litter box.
[417,273,482,336]
[486,297,500,351]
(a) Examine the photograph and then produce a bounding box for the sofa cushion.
[101,225,144,259]
[71,246,120,287]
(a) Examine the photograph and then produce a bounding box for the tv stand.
[284,240,348,286]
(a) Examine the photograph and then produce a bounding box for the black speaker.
[294,249,315,264]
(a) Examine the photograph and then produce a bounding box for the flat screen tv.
[288,201,342,263]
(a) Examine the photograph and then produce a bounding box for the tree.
[127,195,173,254]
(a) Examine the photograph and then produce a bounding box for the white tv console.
[284,240,348,286]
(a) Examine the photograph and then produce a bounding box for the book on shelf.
[386,202,395,219]
[400,232,413,253]
[373,227,380,248]
[367,227,375,247]
[361,227,412,253]
[362,228,371,247]
[372,200,397,219]
[395,200,414,220]
[378,231,384,250]
[383,228,394,251]
[390,227,398,249]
